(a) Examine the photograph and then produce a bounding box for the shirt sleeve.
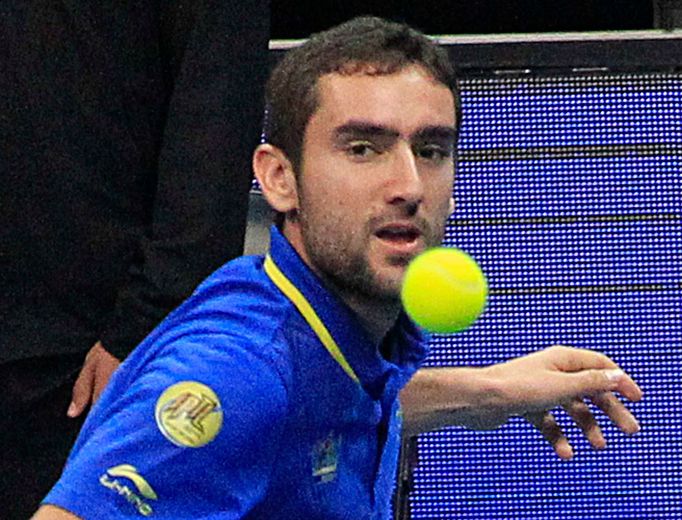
[43,334,289,519]
[100,0,270,360]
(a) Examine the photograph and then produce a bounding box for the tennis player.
[34,16,642,520]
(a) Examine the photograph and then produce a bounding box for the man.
[0,2,269,516]
[34,16,642,520]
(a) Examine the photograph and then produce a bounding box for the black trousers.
[0,356,86,519]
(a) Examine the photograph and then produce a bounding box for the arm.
[400,345,643,459]
[101,0,270,360]
[69,0,270,416]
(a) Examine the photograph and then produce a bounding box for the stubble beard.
[300,213,446,307]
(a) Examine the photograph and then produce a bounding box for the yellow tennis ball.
[401,247,488,333]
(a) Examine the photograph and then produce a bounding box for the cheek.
[325,199,366,240]
[300,183,361,237]
[310,175,372,217]
[426,175,454,212]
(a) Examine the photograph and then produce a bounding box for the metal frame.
[271,30,682,73]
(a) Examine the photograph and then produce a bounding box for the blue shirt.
[44,227,429,519]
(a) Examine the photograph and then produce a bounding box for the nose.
[386,142,424,213]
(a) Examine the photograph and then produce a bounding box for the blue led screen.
[409,74,681,519]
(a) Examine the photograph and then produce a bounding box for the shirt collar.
[268,226,429,399]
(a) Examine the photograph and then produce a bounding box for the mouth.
[374,223,423,252]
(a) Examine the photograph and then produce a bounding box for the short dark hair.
[263,16,461,170]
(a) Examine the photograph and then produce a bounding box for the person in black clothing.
[0,2,269,516]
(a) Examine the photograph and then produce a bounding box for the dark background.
[271,0,655,39]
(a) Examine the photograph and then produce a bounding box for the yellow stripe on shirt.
[264,254,360,384]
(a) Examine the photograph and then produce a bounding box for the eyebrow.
[413,126,458,143]
[332,120,457,144]
[333,121,399,141]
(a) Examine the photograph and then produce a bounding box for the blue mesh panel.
[409,73,682,519]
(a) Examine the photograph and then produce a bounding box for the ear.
[448,196,455,216]
[253,144,299,214]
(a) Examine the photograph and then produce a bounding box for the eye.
[346,141,379,160]
[415,144,449,163]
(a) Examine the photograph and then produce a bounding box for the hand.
[486,345,643,459]
[67,341,121,418]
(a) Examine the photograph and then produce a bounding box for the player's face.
[292,65,456,303]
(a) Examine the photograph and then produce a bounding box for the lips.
[374,222,423,247]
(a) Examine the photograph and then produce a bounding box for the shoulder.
[83,254,300,438]
[126,255,298,384]
[88,254,305,441]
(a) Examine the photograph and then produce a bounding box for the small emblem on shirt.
[99,464,157,516]
[155,381,223,448]
[312,432,341,484]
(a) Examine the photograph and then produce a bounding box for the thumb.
[68,362,95,417]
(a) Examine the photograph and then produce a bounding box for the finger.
[92,367,112,405]
[546,348,643,399]
[92,353,120,405]
[68,361,95,418]
[564,398,605,450]
[545,345,619,372]
[610,372,644,402]
[558,368,642,404]
[92,356,110,403]
[525,411,573,460]
[548,345,642,401]
[92,372,106,405]
[591,391,641,435]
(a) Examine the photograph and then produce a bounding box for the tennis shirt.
[44,227,429,519]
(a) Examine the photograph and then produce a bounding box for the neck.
[282,222,401,345]
[329,282,402,346]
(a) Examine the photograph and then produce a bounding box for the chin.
[368,270,404,301]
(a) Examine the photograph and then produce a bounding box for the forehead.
[311,65,456,134]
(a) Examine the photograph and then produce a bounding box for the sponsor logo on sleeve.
[155,381,223,448]
[99,464,157,516]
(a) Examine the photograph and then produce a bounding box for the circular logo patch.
[155,381,223,448]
